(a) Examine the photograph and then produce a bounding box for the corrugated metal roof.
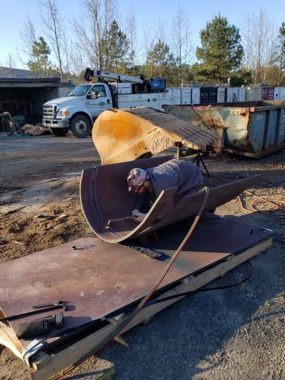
[0,67,61,83]
[0,66,41,79]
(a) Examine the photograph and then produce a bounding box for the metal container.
[245,87,262,101]
[166,87,202,105]
[167,87,181,105]
[162,101,285,157]
[191,87,200,104]
[261,87,274,100]
[181,87,192,104]
[217,87,226,103]
[226,87,246,102]
[200,87,218,104]
[274,87,285,100]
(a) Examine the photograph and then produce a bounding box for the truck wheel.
[51,128,68,137]
[70,115,91,138]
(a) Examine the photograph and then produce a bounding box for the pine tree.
[195,15,243,83]
[146,39,175,78]
[27,37,51,77]
[101,20,130,72]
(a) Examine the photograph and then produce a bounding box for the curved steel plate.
[92,108,216,164]
[80,157,261,244]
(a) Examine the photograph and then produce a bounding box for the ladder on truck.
[84,67,144,83]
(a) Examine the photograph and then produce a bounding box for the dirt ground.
[0,134,284,380]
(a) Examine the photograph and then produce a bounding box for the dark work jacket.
[134,159,204,212]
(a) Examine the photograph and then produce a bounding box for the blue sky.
[1,0,284,69]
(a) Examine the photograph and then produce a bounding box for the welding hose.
[74,186,210,365]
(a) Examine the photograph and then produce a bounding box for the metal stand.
[174,143,211,178]
[192,152,211,177]
[174,141,183,159]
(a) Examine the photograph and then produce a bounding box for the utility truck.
[42,68,168,138]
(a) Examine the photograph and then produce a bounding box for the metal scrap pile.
[0,112,50,136]
[0,112,17,135]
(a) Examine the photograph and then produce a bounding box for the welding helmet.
[127,168,148,192]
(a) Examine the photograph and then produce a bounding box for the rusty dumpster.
[162,101,285,157]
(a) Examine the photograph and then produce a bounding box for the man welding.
[127,159,205,222]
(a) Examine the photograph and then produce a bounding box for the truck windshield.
[69,85,92,96]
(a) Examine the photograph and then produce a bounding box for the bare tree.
[61,30,71,79]
[5,52,16,68]
[242,8,278,84]
[140,23,153,66]
[125,9,137,69]
[242,25,252,72]
[156,20,167,44]
[264,22,279,83]
[40,0,65,81]
[141,21,169,65]
[18,15,37,68]
[73,0,116,70]
[69,41,85,76]
[171,4,193,85]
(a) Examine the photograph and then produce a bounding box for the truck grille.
[43,104,57,119]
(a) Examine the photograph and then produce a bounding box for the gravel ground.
[0,134,284,380]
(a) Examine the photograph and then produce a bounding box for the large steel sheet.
[0,214,270,350]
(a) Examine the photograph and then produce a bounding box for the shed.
[0,67,73,124]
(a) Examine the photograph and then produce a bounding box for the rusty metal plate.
[0,214,271,350]
[144,213,269,260]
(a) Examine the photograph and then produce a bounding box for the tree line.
[7,0,285,87]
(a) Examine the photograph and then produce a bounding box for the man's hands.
[132,209,146,223]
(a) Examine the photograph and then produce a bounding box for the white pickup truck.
[42,69,169,138]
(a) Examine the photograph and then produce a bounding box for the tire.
[70,115,91,138]
[51,127,68,137]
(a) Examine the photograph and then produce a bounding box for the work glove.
[132,209,146,223]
